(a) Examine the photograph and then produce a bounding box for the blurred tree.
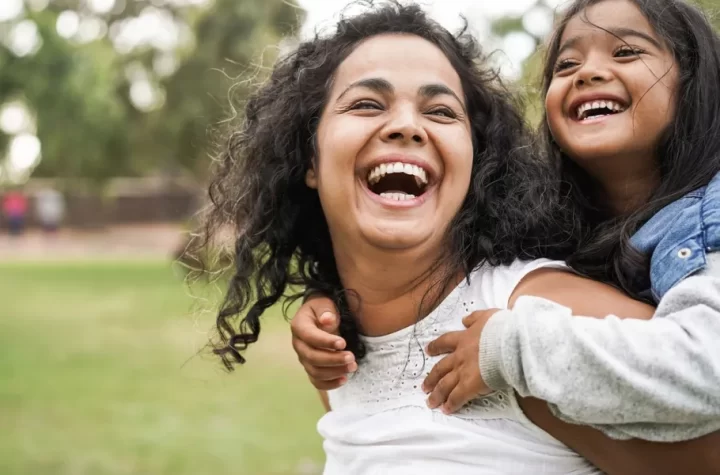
[141,0,305,179]
[0,0,304,186]
[0,11,128,183]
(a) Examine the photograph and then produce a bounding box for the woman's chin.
[358,220,440,252]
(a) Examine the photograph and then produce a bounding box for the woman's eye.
[553,59,578,73]
[349,100,382,111]
[615,46,645,58]
[427,107,456,119]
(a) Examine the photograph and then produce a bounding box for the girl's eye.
[554,59,578,73]
[349,100,383,111]
[426,107,456,119]
[615,46,645,58]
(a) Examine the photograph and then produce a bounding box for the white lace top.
[318,259,603,475]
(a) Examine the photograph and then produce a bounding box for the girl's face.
[545,0,679,176]
[306,34,473,258]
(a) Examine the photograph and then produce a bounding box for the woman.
[193,2,716,473]
[291,1,720,473]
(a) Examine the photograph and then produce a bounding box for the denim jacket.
[631,172,720,301]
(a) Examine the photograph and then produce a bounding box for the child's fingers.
[319,311,341,334]
[306,361,357,382]
[461,309,499,328]
[422,354,454,393]
[311,376,347,391]
[426,371,459,409]
[426,331,462,356]
[293,338,355,368]
[442,382,473,414]
[291,311,346,351]
[305,295,342,335]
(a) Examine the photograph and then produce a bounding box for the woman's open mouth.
[366,162,430,202]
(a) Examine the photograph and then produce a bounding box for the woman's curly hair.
[192,0,578,370]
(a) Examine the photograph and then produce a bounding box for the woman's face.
[545,0,678,175]
[307,33,473,258]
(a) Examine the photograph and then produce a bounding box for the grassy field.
[0,260,325,475]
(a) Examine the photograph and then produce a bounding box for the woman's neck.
[333,246,460,337]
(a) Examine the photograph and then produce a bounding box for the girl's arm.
[319,390,331,412]
[481,261,720,442]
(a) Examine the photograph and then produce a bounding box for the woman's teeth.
[380,192,415,201]
[576,100,627,120]
[367,162,428,187]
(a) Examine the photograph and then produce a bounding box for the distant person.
[2,189,28,236]
[35,188,65,233]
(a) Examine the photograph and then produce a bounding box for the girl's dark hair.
[195,0,575,369]
[540,0,720,295]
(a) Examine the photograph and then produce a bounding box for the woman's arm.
[481,267,720,442]
[518,397,720,475]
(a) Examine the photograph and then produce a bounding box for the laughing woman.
[191,3,695,474]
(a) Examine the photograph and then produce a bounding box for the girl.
[193,2,690,473]
[292,0,720,467]
[422,0,720,442]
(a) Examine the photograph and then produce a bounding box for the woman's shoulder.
[468,259,569,309]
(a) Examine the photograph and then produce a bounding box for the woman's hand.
[423,309,500,412]
[290,295,357,390]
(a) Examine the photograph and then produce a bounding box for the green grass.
[0,261,325,475]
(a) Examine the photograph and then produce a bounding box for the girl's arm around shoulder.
[480,265,720,441]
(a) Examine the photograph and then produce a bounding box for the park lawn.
[0,260,325,475]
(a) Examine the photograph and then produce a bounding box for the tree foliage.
[0,0,304,186]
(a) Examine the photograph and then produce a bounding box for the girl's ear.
[305,165,318,189]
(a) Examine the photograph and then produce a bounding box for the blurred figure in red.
[2,189,28,236]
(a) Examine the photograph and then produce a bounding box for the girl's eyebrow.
[557,26,664,56]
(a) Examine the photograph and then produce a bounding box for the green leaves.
[0,0,303,186]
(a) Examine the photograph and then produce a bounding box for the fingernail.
[344,354,354,364]
[347,362,358,373]
[338,377,347,385]
[334,340,346,350]
[441,405,450,415]
[320,311,335,322]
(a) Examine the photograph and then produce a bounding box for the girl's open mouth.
[574,100,628,122]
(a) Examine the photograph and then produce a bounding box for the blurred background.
[0,0,717,474]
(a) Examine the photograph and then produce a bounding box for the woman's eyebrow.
[336,77,393,102]
[419,83,466,112]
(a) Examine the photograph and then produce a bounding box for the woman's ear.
[305,166,318,189]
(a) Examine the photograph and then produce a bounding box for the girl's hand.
[290,295,357,390]
[422,309,500,413]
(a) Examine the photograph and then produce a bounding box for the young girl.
[192,2,705,473]
[292,0,720,455]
